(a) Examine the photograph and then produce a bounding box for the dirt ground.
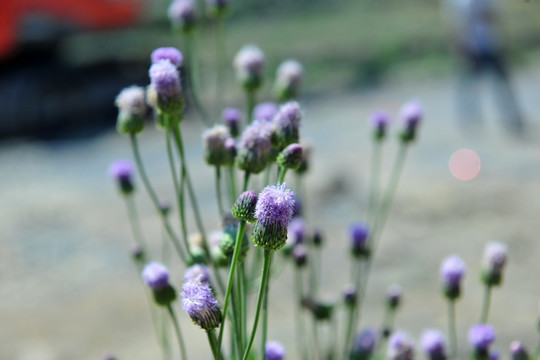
[1,65,540,360]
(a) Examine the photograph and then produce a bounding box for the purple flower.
[142,262,170,290]
[348,222,369,256]
[253,101,279,121]
[277,143,303,170]
[388,331,415,360]
[108,159,133,181]
[343,284,357,306]
[292,243,308,267]
[276,60,303,88]
[351,328,377,356]
[265,341,285,360]
[232,190,258,223]
[202,125,234,166]
[149,59,183,114]
[222,107,241,136]
[236,120,273,173]
[151,47,183,68]
[288,217,306,244]
[440,255,466,287]
[489,351,499,360]
[468,324,496,351]
[115,86,146,116]
[370,110,390,141]
[510,341,529,360]
[252,183,295,251]
[168,0,196,30]
[184,264,211,284]
[483,242,507,272]
[272,101,302,149]
[386,283,402,309]
[234,45,265,75]
[181,281,222,330]
[420,329,446,360]
[399,100,422,143]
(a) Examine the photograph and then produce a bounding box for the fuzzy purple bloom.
[151,47,183,68]
[168,0,196,29]
[149,59,182,99]
[115,86,146,116]
[271,101,302,149]
[108,159,134,181]
[388,331,415,360]
[483,242,507,272]
[343,284,357,306]
[468,324,496,351]
[265,341,285,360]
[348,222,368,248]
[253,101,279,121]
[292,243,308,267]
[236,120,273,173]
[181,281,222,330]
[510,341,529,360]
[184,264,211,284]
[386,283,402,309]
[440,255,466,287]
[202,125,234,166]
[142,262,170,290]
[276,59,303,88]
[234,45,265,74]
[370,110,390,141]
[489,351,499,360]
[288,217,306,244]
[255,183,295,228]
[420,329,446,360]
[352,328,377,356]
[400,100,423,126]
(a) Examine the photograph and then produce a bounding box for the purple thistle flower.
[271,101,302,149]
[151,47,183,68]
[510,341,529,360]
[236,120,273,173]
[168,0,196,31]
[274,59,303,101]
[234,45,265,91]
[386,283,402,309]
[420,329,446,360]
[343,284,357,306]
[288,217,306,244]
[142,262,170,290]
[184,264,211,284]
[252,183,295,251]
[388,331,415,360]
[253,101,279,122]
[351,328,377,357]
[108,159,134,181]
[149,59,184,115]
[440,255,466,287]
[232,190,258,223]
[369,110,390,141]
[222,107,241,136]
[468,324,496,351]
[181,280,222,330]
[202,125,234,166]
[399,100,422,143]
[348,222,369,257]
[481,242,508,287]
[277,143,303,170]
[265,341,285,360]
[115,86,146,134]
[292,243,308,267]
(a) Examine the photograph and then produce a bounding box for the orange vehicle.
[0,0,142,59]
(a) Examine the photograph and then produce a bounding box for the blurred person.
[442,0,525,136]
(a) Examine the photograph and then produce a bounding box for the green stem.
[278,166,287,183]
[294,268,308,360]
[167,304,187,360]
[207,329,222,360]
[533,339,540,360]
[237,261,246,349]
[165,127,191,260]
[367,141,382,228]
[215,166,225,216]
[184,32,211,126]
[245,90,255,126]
[124,196,148,258]
[228,165,237,205]
[217,221,247,355]
[448,300,457,360]
[261,259,272,360]
[214,17,225,116]
[129,134,188,263]
[480,285,492,323]
[242,250,273,360]
[343,257,365,359]
[242,171,251,192]
[343,305,356,360]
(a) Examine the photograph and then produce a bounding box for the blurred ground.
[1,57,540,360]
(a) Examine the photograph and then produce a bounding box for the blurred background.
[2,0,540,359]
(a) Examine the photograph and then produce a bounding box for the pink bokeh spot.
[449,148,481,181]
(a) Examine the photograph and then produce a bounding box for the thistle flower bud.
[265,341,285,360]
[253,101,279,122]
[469,324,495,359]
[313,229,323,247]
[188,233,206,264]
[440,255,466,301]
[115,86,146,135]
[236,120,272,174]
[399,100,422,143]
[151,47,183,68]
[350,328,377,360]
[184,264,211,284]
[149,59,184,117]
[343,284,357,307]
[420,329,447,360]
[302,297,334,321]
[387,331,415,360]
[292,244,308,267]
[108,159,135,195]
[131,245,145,263]
[274,59,303,101]
[370,110,389,141]
[208,230,228,267]
[288,217,306,244]
[231,190,258,223]
[271,101,302,149]
[295,139,312,174]
[181,281,222,330]
[202,125,234,166]
[206,0,228,18]
[252,183,295,251]
[277,143,303,170]
[481,242,507,287]
[142,262,176,306]
[348,222,369,257]
[222,107,241,137]
[234,45,265,92]
[168,0,196,33]
[510,341,529,360]
[386,284,402,310]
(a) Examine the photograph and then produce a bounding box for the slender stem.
[130,134,188,263]
[533,339,540,360]
[166,127,191,259]
[214,17,225,116]
[367,141,382,228]
[343,305,355,360]
[242,250,273,360]
[448,300,457,360]
[228,165,237,205]
[237,261,246,349]
[480,285,492,323]
[343,257,365,358]
[242,171,251,192]
[245,90,255,126]
[184,32,211,126]
[207,329,222,360]
[278,166,287,184]
[240,262,248,349]
[313,318,321,360]
[124,196,148,257]
[217,221,247,355]
[215,166,225,216]
[261,258,272,360]
[294,268,308,360]
[167,304,187,360]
